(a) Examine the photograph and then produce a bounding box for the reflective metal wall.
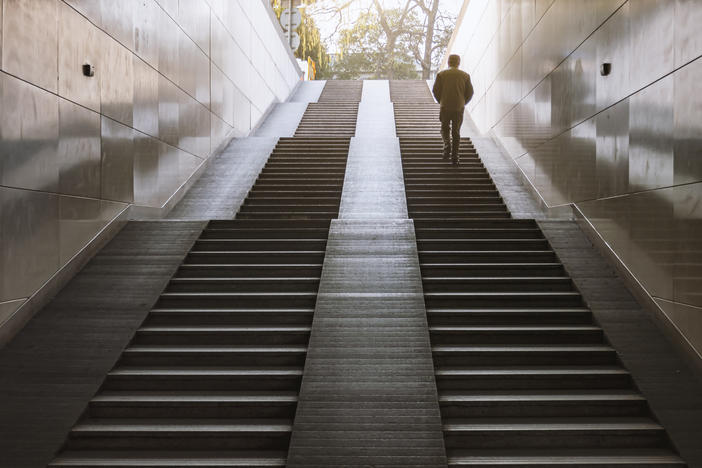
[450,0,702,360]
[0,0,301,326]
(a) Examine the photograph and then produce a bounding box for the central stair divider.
[286,79,448,467]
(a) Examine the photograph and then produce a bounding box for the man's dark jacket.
[432,67,474,111]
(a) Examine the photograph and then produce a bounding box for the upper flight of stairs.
[393,80,686,467]
[391,80,441,139]
[294,80,362,138]
[48,91,352,466]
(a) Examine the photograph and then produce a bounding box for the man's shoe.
[451,157,460,166]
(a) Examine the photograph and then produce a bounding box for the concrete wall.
[0,0,300,333]
[448,0,702,361]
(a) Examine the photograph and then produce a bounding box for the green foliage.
[335,9,420,79]
[270,1,330,79]
[296,11,331,79]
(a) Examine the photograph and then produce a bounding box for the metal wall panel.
[100,0,134,51]
[58,195,125,265]
[100,34,134,127]
[134,0,160,69]
[0,72,59,192]
[675,0,702,67]
[100,116,134,203]
[673,57,702,185]
[629,0,674,93]
[178,0,210,55]
[133,131,161,206]
[58,98,101,198]
[133,55,159,137]
[595,97,629,199]
[157,73,180,147]
[0,186,59,301]
[157,5,179,85]
[58,1,100,112]
[156,0,177,18]
[1,0,4,69]
[2,0,58,92]
[0,300,24,327]
[64,0,102,27]
[450,0,702,357]
[0,0,301,310]
[628,74,674,192]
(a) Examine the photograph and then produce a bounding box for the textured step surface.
[394,79,686,467]
[48,80,352,467]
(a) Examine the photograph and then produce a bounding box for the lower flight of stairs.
[48,137,349,467]
[400,136,686,467]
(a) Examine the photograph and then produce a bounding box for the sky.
[304,0,464,53]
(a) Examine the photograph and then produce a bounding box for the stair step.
[105,367,303,391]
[429,325,602,344]
[426,308,593,325]
[148,308,314,326]
[67,419,293,450]
[167,278,320,293]
[435,366,632,390]
[88,392,298,418]
[49,450,288,467]
[442,417,667,449]
[121,346,308,367]
[432,345,617,366]
[446,448,685,467]
[420,263,566,276]
[424,292,584,308]
[419,251,559,263]
[439,391,647,417]
[422,277,573,292]
[134,326,311,345]
[156,292,318,309]
[185,251,325,264]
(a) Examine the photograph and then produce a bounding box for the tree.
[270,0,331,79]
[308,0,455,79]
[335,8,420,79]
[411,0,452,79]
[297,11,332,78]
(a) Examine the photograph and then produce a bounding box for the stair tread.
[443,417,663,431]
[170,278,321,282]
[138,326,311,333]
[50,450,287,466]
[109,367,304,376]
[160,292,318,297]
[425,292,581,296]
[436,367,629,376]
[434,345,614,352]
[73,419,293,432]
[125,346,308,353]
[439,391,644,402]
[427,308,590,313]
[430,326,601,332]
[447,448,684,464]
[92,392,298,403]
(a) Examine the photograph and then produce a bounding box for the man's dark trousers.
[440,108,463,160]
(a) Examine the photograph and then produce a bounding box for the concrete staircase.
[48,90,353,467]
[393,80,686,467]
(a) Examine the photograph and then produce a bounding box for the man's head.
[448,54,460,68]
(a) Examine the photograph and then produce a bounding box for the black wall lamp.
[600,62,612,76]
[83,63,95,77]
